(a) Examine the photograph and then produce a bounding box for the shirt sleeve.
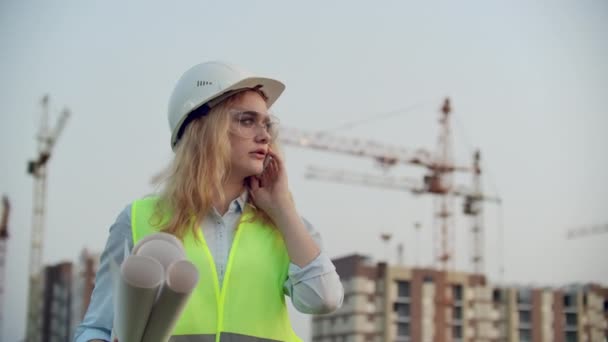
[73,204,133,342]
[283,217,344,314]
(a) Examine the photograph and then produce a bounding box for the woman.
[75,61,344,342]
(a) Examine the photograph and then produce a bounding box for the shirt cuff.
[74,327,111,342]
[288,251,336,286]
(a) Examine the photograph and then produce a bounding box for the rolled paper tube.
[113,255,164,342]
[135,238,186,271]
[141,259,200,342]
[132,232,184,255]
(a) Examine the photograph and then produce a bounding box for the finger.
[271,158,279,176]
[261,172,269,187]
[266,152,281,174]
[267,149,284,167]
[250,176,261,192]
[260,169,269,183]
[266,159,279,180]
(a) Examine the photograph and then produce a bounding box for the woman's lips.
[250,152,266,160]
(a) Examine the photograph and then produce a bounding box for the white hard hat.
[167,61,285,149]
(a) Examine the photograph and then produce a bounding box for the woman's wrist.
[266,200,297,227]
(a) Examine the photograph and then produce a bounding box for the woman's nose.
[254,126,271,143]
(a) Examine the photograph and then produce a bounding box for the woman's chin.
[244,166,264,177]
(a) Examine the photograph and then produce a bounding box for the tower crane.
[281,98,500,273]
[303,151,501,272]
[566,224,608,239]
[282,98,501,342]
[25,95,70,342]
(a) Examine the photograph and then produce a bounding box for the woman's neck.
[213,177,245,216]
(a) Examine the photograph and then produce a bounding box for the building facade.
[26,248,101,341]
[41,262,73,342]
[312,254,608,342]
[70,249,100,338]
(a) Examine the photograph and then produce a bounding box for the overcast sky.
[1,1,607,341]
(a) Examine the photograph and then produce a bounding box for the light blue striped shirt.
[74,194,343,342]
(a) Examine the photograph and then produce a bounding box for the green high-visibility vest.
[131,197,302,342]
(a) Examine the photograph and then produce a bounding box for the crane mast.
[25,95,69,342]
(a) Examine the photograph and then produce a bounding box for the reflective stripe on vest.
[132,197,302,342]
[170,335,215,342]
[170,333,282,342]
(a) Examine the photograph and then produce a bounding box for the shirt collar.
[232,190,249,213]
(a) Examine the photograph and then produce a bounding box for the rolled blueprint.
[112,255,164,342]
[141,259,200,342]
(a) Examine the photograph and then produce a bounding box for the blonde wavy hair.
[152,90,277,240]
